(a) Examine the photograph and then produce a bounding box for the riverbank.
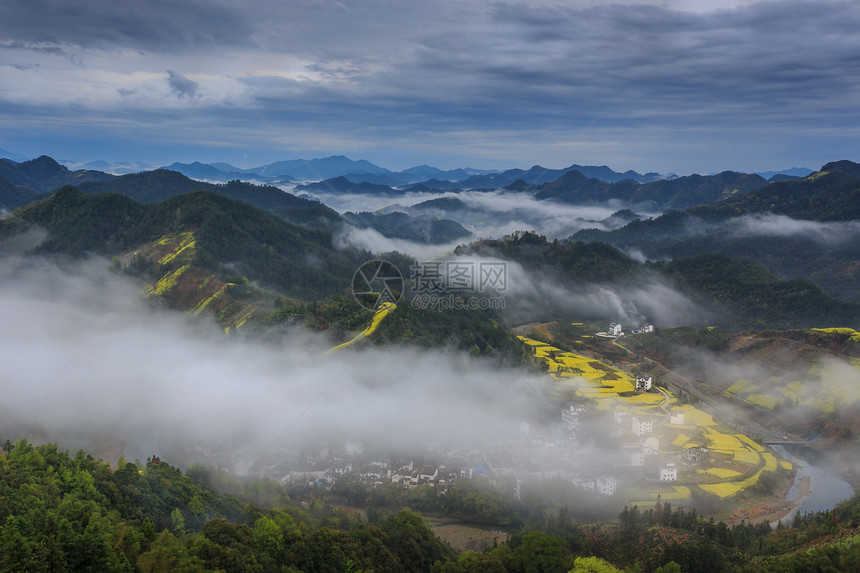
[721,470,808,526]
[765,475,811,528]
[763,443,855,528]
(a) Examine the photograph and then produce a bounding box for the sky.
[2,0,859,174]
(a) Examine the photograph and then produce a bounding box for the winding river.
[771,445,854,525]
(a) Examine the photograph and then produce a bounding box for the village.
[208,321,792,520]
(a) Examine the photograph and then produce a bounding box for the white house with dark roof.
[659,463,678,481]
[597,476,617,496]
[631,415,653,436]
[635,376,653,391]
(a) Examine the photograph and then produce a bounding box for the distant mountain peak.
[820,159,860,177]
[0,147,29,163]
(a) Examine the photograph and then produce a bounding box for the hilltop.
[572,161,860,302]
[532,169,767,211]
[459,231,860,331]
[3,187,360,328]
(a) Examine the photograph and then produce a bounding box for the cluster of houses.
[271,360,683,503]
[280,449,490,493]
[601,321,654,339]
[271,403,685,501]
[279,388,691,500]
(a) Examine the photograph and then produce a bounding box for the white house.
[620,448,645,466]
[631,416,653,436]
[574,478,596,491]
[614,409,631,426]
[659,463,678,482]
[562,405,586,428]
[669,410,686,425]
[609,323,623,337]
[597,476,617,496]
[635,376,653,391]
[285,470,327,484]
[411,465,439,484]
[641,323,654,333]
[641,435,660,455]
[682,447,708,462]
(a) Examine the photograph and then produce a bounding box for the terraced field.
[131,230,257,332]
[519,337,636,407]
[725,356,860,414]
[811,327,860,343]
[330,302,397,351]
[627,485,692,507]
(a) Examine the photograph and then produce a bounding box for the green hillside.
[687,161,860,221]
[11,186,356,302]
[0,440,454,572]
[533,170,767,210]
[4,440,860,572]
[661,254,860,330]
[462,230,639,284]
[3,187,524,346]
[571,162,860,302]
[461,232,860,330]
[76,169,341,228]
[0,176,41,209]
[0,156,115,193]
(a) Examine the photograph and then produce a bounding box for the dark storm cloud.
[2,0,860,172]
[230,0,860,151]
[167,70,199,99]
[1,40,70,57]
[407,1,860,125]
[0,0,253,51]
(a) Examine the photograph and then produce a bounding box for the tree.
[569,556,623,572]
[508,531,573,573]
[253,516,284,559]
[170,508,186,536]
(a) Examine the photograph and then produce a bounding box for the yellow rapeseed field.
[519,333,788,502]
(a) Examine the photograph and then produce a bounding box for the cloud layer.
[726,213,860,244]
[0,250,552,470]
[1,1,859,172]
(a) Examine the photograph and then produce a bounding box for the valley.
[5,0,860,568]
[2,153,860,572]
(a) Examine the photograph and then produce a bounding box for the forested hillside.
[571,162,860,302]
[13,186,356,301]
[532,170,767,210]
[460,231,860,330]
[4,440,860,572]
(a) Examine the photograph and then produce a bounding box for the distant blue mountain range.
[151,155,670,187]
[755,167,814,180]
[0,144,815,189]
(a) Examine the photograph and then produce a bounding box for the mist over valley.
[4,0,860,565]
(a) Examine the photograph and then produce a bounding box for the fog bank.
[0,251,552,469]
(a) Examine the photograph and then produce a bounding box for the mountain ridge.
[570,161,860,302]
